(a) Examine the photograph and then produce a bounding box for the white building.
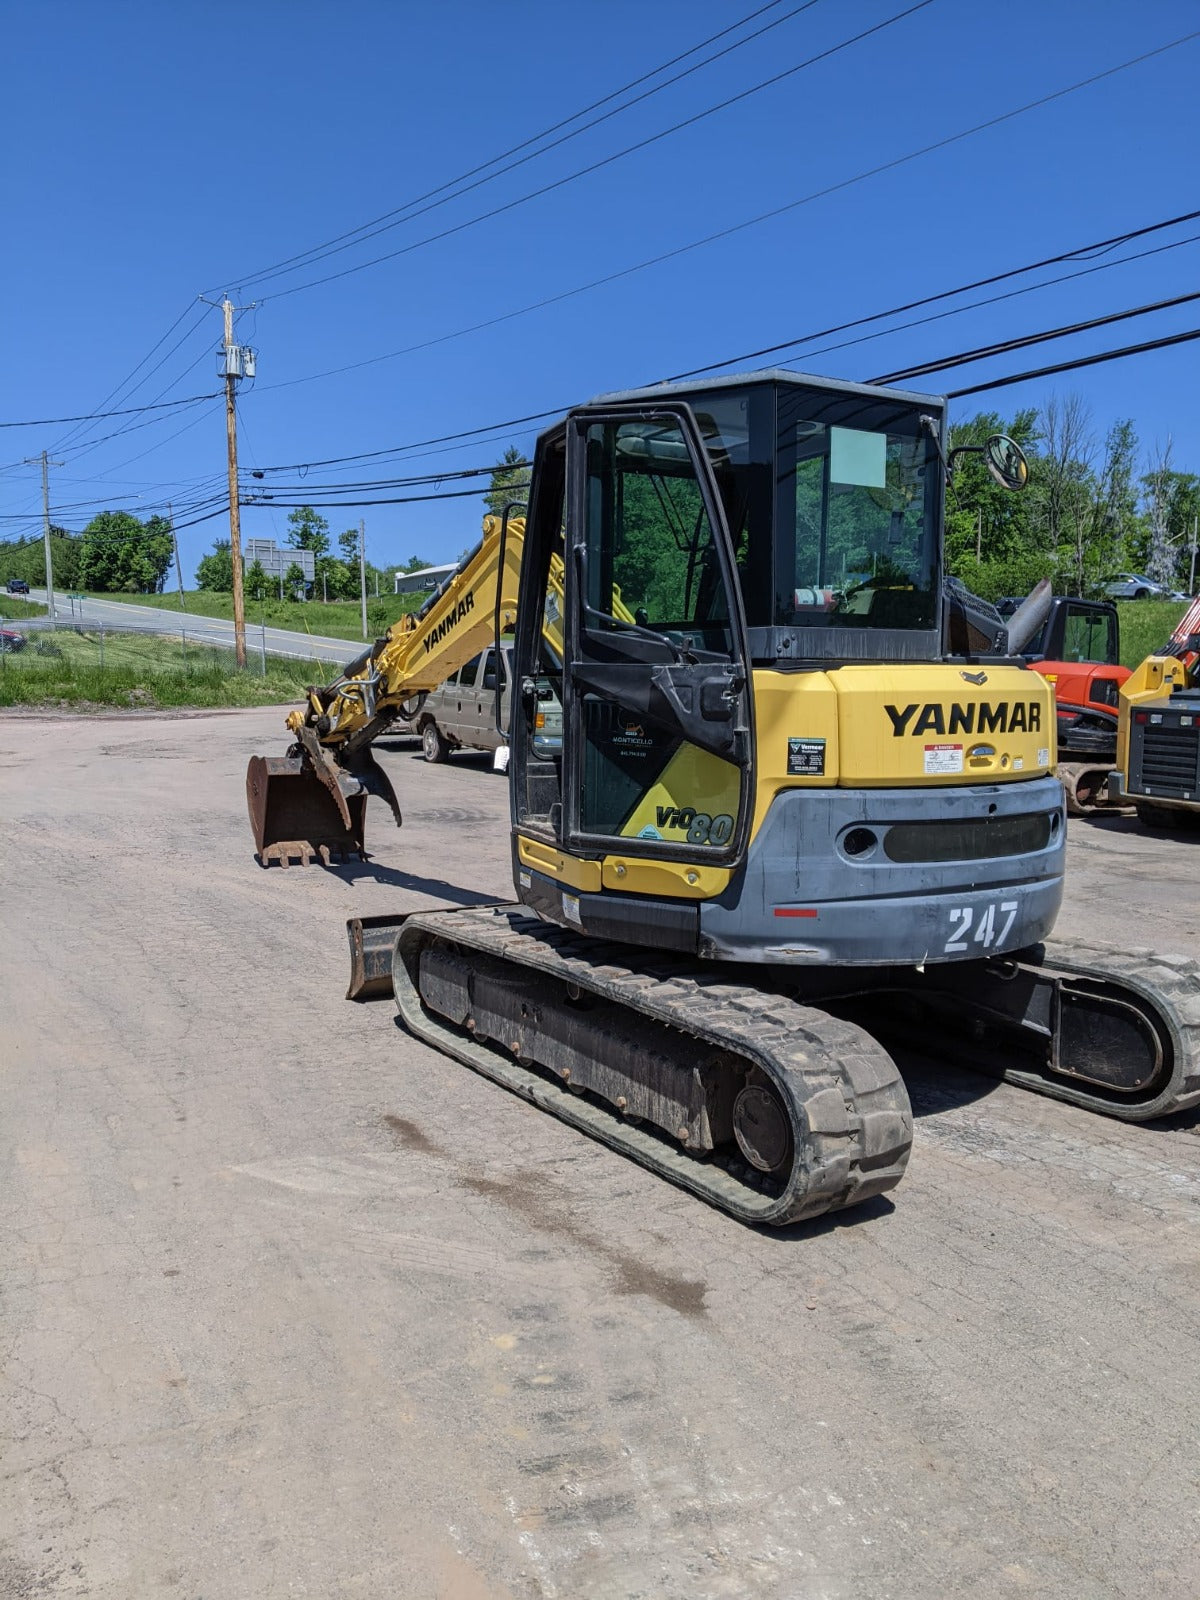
[394,562,457,595]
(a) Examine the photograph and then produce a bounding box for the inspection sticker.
[787,737,826,776]
[924,743,963,775]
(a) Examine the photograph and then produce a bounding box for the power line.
[867,289,1200,385]
[250,298,1200,511]
[261,212,1200,404]
[257,30,1200,395]
[943,327,1200,398]
[247,462,521,495]
[249,327,1200,507]
[16,319,1200,532]
[252,210,1200,479]
[759,229,1200,377]
[219,0,814,293]
[85,400,226,479]
[671,209,1200,379]
[47,300,200,451]
[245,482,532,511]
[50,306,213,457]
[254,408,568,476]
[260,1,937,303]
[0,393,221,429]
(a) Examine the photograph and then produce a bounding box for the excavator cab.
[503,373,1066,960]
[509,374,945,858]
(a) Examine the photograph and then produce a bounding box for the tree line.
[0,510,175,593]
[946,395,1198,601]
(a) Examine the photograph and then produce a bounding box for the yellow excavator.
[247,370,1200,1227]
[1109,594,1200,828]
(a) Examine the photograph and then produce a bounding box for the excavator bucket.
[246,754,367,866]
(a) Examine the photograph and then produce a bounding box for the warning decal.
[924,743,964,775]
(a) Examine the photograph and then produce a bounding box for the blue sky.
[2,0,1198,583]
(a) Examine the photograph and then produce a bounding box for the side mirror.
[983,435,1029,492]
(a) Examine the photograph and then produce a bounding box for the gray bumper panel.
[699,776,1066,966]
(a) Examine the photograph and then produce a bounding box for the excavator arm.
[246,512,616,865]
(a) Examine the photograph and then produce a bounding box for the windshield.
[680,378,942,644]
[778,390,939,631]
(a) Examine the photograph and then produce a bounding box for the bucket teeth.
[246,754,368,866]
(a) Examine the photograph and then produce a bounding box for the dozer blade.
[247,754,367,867]
[346,913,411,999]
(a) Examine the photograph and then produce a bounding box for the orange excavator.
[1004,596,1129,814]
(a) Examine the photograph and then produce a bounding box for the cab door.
[560,405,753,864]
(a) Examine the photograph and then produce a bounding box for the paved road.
[3,709,1200,1599]
[25,587,365,665]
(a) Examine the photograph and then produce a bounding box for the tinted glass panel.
[776,386,939,632]
[457,653,481,688]
[582,418,733,658]
[1062,607,1116,664]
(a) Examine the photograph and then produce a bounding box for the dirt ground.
[3,707,1200,1600]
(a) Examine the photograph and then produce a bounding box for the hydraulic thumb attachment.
[247,720,402,868]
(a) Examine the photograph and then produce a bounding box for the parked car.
[416,643,562,763]
[1102,572,1186,601]
[0,627,27,653]
[6,578,30,595]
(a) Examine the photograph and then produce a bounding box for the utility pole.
[359,518,368,639]
[23,450,63,617]
[1191,513,1198,598]
[222,298,248,667]
[169,502,186,611]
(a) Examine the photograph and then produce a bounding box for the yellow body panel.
[601,857,732,898]
[517,835,602,892]
[1115,654,1188,770]
[517,832,731,898]
[753,663,1054,792]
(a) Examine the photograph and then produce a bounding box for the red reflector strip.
[774,907,818,918]
[1135,711,1148,723]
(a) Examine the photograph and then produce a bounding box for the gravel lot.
[3,706,1199,1599]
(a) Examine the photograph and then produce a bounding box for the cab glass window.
[776,388,939,632]
[582,417,733,659]
[1062,607,1116,664]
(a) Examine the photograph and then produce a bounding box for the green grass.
[83,588,424,641]
[0,597,48,621]
[1114,599,1191,669]
[0,626,316,709]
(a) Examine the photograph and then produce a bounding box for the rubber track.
[392,905,912,1227]
[1005,938,1200,1121]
